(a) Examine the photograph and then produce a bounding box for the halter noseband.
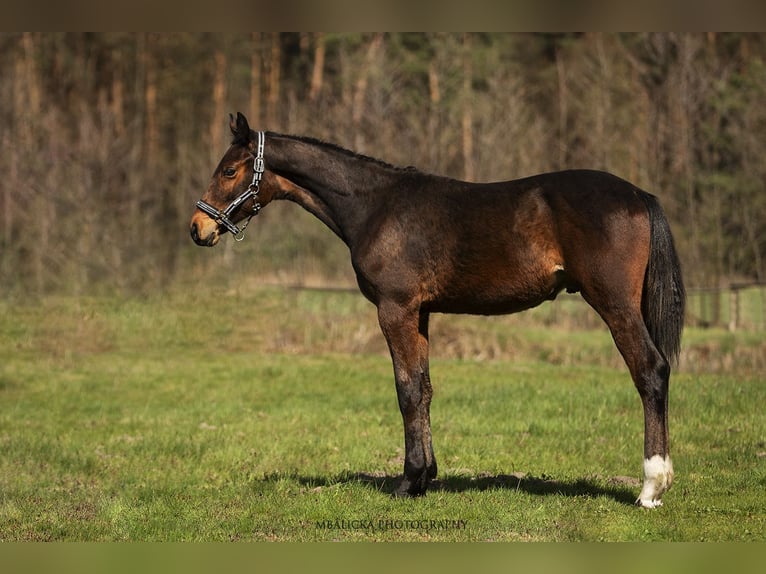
[196,131,265,241]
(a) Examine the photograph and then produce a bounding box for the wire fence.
[686,283,766,331]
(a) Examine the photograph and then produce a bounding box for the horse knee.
[396,369,432,412]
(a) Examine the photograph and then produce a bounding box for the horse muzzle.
[190,214,220,247]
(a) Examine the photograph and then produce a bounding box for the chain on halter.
[196,131,265,241]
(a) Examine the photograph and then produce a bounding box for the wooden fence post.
[728,287,739,332]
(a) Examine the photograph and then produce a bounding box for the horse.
[190,112,685,508]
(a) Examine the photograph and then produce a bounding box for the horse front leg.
[377,301,436,497]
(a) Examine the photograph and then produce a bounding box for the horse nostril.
[190,223,200,243]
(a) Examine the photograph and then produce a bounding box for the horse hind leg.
[616,313,673,507]
[586,296,673,508]
[635,354,674,509]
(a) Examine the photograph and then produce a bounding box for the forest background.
[1,32,764,298]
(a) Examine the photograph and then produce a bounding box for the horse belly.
[428,256,570,316]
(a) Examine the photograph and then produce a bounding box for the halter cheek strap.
[196,131,265,241]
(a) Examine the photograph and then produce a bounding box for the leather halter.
[196,131,265,241]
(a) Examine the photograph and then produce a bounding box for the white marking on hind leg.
[636,455,674,508]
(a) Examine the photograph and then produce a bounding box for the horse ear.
[229,112,252,146]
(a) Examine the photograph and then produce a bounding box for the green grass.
[0,288,764,541]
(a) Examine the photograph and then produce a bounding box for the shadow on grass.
[259,471,639,506]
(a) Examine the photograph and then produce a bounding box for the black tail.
[640,193,686,365]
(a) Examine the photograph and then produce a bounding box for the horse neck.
[265,134,401,244]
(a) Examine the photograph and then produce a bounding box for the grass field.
[1,286,764,541]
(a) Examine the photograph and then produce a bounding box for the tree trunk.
[210,47,227,163]
[555,43,568,170]
[111,47,125,136]
[250,32,262,125]
[461,34,475,182]
[267,33,281,126]
[352,33,384,151]
[427,56,441,170]
[144,36,159,167]
[20,33,46,292]
[309,32,326,102]
[594,33,609,171]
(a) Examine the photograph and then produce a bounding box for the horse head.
[190,112,273,246]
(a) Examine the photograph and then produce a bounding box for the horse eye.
[222,167,237,178]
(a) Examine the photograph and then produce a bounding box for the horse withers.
[190,112,685,508]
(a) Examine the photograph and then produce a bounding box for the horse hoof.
[635,497,664,509]
[636,455,673,508]
[393,477,428,498]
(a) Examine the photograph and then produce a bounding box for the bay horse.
[190,112,685,508]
